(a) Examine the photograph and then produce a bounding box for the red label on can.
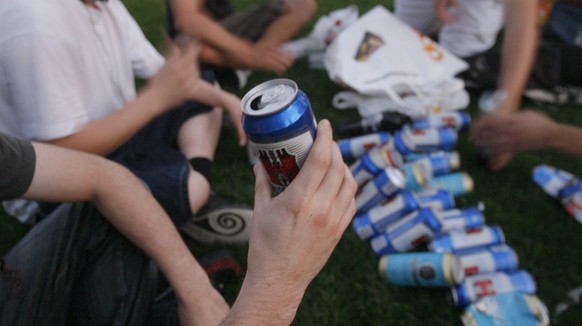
[250,131,314,194]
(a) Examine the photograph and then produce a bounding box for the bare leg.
[259,0,317,44]
[177,107,223,213]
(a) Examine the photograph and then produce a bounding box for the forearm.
[192,79,235,109]
[497,0,539,113]
[549,123,582,157]
[223,277,307,325]
[93,162,212,304]
[46,86,167,156]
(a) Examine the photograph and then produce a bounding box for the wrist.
[228,272,308,325]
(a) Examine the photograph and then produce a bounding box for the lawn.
[1,0,581,325]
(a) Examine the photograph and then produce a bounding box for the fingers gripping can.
[241,79,317,195]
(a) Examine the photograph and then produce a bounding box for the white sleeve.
[114,1,165,79]
[3,33,89,141]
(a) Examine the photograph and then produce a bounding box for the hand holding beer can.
[241,79,317,195]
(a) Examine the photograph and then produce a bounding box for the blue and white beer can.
[355,167,406,214]
[426,172,474,197]
[429,225,505,253]
[394,126,458,154]
[461,292,550,326]
[451,270,537,308]
[405,151,461,176]
[532,164,576,198]
[401,160,432,191]
[415,188,456,211]
[352,190,418,240]
[378,252,465,287]
[351,139,404,188]
[338,132,391,161]
[457,244,519,277]
[434,207,486,233]
[370,208,442,256]
[412,111,471,132]
[242,79,316,195]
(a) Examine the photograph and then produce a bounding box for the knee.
[287,0,317,25]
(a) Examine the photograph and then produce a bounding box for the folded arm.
[24,142,229,325]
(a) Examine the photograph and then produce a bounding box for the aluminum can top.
[241,78,298,116]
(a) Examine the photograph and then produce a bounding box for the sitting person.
[0,0,249,244]
[166,0,317,85]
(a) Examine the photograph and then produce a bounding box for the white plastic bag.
[324,5,469,117]
[283,5,359,67]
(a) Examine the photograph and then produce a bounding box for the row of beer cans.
[339,112,549,325]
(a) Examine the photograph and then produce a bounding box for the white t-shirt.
[394,0,504,58]
[0,0,164,141]
[0,0,164,223]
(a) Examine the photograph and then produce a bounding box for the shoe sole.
[181,206,252,244]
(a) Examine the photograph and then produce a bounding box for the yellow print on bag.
[354,31,385,62]
[416,32,443,62]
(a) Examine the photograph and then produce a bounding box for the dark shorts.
[219,0,285,41]
[108,70,216,226]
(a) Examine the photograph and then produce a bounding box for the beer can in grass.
[378,252,465,287]
[450,270,537,308]
[429,225,506,254]
[338,131,391,161]
[241,79,317,195]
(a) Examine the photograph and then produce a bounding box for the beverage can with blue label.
[338,132,391,161]
[355,167,406,214]
[415,188,456,211]
[429,225,505,254]
[412,111,471,132]
[457,244,519,277]
[426,172,474,197]
[433,207,486,233]
[352,190,419,240]
[450,270,537,308]
[405,151,461,176]
[461,292,549,326]
[378,252,465,287]
[242,79,317,195]
[370,208,442,256]
[350,138,404,188]
[394,126,458,154]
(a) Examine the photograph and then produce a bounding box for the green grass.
[2,0,582,324]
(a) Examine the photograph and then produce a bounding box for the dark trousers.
[0,202,157,325]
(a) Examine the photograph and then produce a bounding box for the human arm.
[45,42,215,155]
[168,0,294,74]
[221,120,357,325]
[23,142,229,325]
[471,110,582,170]
[494,0,539,114]
[48,37,245,152]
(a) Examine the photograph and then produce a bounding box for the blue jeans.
[0,203,158,325]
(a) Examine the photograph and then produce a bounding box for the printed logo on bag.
[417,32,443,62]
[354,31,384,62]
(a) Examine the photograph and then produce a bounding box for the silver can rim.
[241,78,298,116]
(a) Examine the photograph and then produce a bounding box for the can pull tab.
[250,85,288,111]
